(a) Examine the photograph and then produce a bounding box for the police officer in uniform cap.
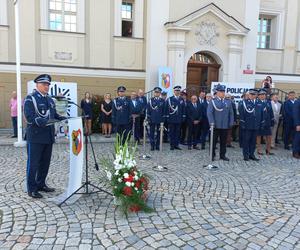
[164,85,185,150]
[112,86,132,144]
[161,91,169,143]
[147,87,165,151]
[207,84,234,161]
[256,89,275,155]
[238,89,263,161]
[24,74,66,198]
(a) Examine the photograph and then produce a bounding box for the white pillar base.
[14,140,27,147]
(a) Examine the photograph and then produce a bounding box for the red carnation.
[129,204,141,212]
[124,175,134,182]
[123,186,133,196]
[135,180,141,189]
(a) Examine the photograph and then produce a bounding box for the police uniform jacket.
[283,100,295,127]
[24,91,65,144]
[238,99,263,130]
[293,99,300,127]
[147,97,165,124]
[112,97,132,125]
[164,96,185,124]
[186,102,203,124]
[257,100,275,129]
[207,97,234,129]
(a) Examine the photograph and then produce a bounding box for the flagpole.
[14,0,26,147]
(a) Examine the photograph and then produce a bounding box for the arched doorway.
[186,52,221,96]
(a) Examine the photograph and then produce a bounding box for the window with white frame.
[49,0,77,32]
[257,15,274,49]
[121,1,133,37]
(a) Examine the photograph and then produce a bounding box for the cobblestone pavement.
[0,140,300,250]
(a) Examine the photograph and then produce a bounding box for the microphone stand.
[58,100,112,207]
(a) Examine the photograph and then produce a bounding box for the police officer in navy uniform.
[112,86,132,144]
[256,89,275,155]
[180,90,188,144]
[293,97,300,159]
[24,74,66,198]
[165,86,185,150]
[147,87,165,151]
[238,89,263,161]
[207,84,234,161]
[186,95,203,150]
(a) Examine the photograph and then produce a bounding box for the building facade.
[0,0,300,128]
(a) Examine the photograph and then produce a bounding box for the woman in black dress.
[80,92,93,135]
[101,93,112,137]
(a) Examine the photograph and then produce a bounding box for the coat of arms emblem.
[195,21,219,46]
[72,129,83,156]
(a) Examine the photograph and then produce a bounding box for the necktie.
[193,103,196,108]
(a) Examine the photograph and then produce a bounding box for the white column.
[114,0,122,36]
[145,0,170,91]
[241,0,260,83]
[167,27,190,88]
[0,0,8,25]
[227,33,244,82]
[14,0,26,147]
[133,0,143,38]
[282,0,298,73]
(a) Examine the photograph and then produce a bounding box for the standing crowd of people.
[19,73,300,199]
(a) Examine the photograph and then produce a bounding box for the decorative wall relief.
[54,52,73,61]
[195,21,219,46]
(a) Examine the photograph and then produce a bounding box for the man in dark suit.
[138,89,147,139]
[198,90,210,149]
[24,74,66,198]
[283,91,296,150]
[180,90,188,144]
[186,95,203,150]
[293,98,300,159]
[130,91,143,144]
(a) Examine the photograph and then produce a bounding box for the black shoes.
[151,146,155,151]
[244,157,249,161]
[38,185,55,193]
[284,146,291,150]
[193,146,200,150]
[28,191,43,199]
[11,135,17,138]
[220,156,230,161]
[174,146,182,150]
[249,156,260,161]
[201,145,205,150]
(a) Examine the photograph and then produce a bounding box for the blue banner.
[158,67,173,97]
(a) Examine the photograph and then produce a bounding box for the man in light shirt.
[270,94,282,148]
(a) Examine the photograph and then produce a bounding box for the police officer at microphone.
[24,74,66,198]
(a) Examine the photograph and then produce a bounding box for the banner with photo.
[211,82,255,103]
[158,67,173,97]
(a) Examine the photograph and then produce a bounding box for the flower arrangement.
[101,134,152,214]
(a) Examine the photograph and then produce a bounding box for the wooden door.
[207,66,219,89]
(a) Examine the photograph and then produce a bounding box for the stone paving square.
[0,138,300,249]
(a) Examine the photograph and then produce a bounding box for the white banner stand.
[49,117,84,205]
